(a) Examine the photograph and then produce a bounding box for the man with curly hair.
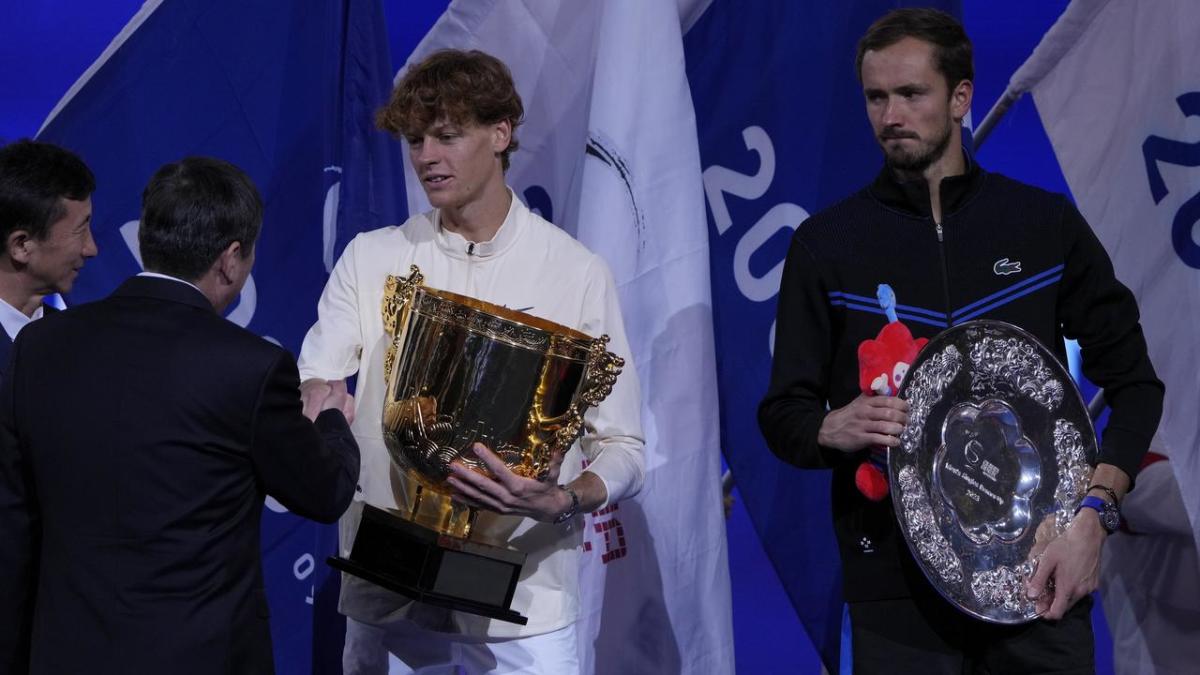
[298,49,645,674]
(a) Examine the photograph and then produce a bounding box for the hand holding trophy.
[890,320,1098,624]
[329,265,622,624]
[445,443,570,522]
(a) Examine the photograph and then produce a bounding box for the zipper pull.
[467,242,475,256]
[935,222,944,242]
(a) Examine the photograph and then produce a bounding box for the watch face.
[1101,506,1121,533]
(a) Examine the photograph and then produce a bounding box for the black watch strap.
[1086,484,1120,506]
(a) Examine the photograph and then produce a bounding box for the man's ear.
[950,79,973,124]
[216,240,244,284]
[6,230,33,264]
[491,119,512,155]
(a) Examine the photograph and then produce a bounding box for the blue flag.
[37,0,405,671]
[683,1,959,670]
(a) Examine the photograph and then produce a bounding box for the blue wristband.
[1075,495,1120,534]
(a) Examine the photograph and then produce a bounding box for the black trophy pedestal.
[328,503,528,625]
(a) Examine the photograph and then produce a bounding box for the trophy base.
[328,503,528,625]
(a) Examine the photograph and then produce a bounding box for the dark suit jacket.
[0,276,359,674]
[0,303,58,380]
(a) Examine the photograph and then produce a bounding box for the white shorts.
[343,616,580,675]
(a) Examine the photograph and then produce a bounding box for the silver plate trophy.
[890,320,1097,624]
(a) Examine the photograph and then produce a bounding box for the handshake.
[300,378,357,424]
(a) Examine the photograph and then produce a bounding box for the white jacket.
[298,191,645,638]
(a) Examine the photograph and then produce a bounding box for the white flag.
[1020,0,1200,576]
[402,1,735,673]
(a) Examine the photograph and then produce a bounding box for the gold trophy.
[328,265,622,624]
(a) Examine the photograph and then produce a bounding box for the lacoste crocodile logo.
[993,258,1022,276]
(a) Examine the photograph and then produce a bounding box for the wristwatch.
[1075,495,1120,534]
[553,484,581,524]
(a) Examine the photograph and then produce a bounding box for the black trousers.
[849,586,1095,675]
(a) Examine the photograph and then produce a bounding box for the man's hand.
[818,394,909,452]
[321,379,355,424]
[300,378,356,424]
[1026,509,1106,620]
[1025,463,1129,620]
[445,444,572,522]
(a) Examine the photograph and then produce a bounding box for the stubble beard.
[882,121,953,177]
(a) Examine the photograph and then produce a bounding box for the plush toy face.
[858,321,929,397]
[890,361,909,391]
[853,310,931,501]
[868,363,909,396]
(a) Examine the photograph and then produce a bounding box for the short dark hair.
[856,8,974,90]
[0,139,95,242]
[376,49,525,170]
[139,157,262,281]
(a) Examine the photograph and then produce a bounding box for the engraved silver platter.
[890,320,1097,624]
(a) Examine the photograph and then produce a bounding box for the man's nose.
[881,98,903,127]
[82,229,98,258]
[413,139,439,164]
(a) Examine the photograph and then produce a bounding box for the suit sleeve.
[758,234,849,469]
[1056,199,1163,482]
[0,337,35,673]
[250,351,360,523]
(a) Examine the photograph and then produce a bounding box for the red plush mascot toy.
[854,284,927,501]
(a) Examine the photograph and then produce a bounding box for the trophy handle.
[578,335,623,407]
[382,265,424,384]
[543,336,624,464]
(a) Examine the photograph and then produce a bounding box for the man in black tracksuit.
[759,9,1163,674]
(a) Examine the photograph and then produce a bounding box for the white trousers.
[343,617,581,675]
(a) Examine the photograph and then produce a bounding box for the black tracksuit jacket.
[758,158,1164,602]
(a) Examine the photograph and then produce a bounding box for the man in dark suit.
[0,156,360,674]
[0,139,98,376]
